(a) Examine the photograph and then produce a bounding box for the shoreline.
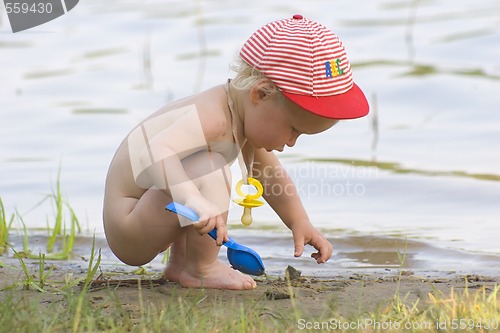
[1,237,499,332]
[1,252,499,318]
[3,231,500,297]
[6,230,500,274]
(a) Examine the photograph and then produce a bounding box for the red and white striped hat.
[240,15,369,119]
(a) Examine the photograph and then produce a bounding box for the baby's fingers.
[192,219,205,232]
[213,216,229,246]
[215,224,225,246]
[196,217,215,235]
[193,216,212,234]
[311,251,326,263]
[293,235,305,258]
[311,240,333,264]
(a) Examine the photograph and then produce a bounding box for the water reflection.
[0,0,499,271]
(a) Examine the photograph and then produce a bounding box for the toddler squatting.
[103,15,369,290]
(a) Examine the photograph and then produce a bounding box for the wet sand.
[1,233,499,319]
[1,254,499,320]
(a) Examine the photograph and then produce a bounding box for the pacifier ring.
[235,177,263,200]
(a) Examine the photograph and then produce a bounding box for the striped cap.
[240,15,369,119]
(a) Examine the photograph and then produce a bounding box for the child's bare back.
[105,85,235,204]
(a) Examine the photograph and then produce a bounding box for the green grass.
[1,234,498,333]
[0,234,498,332]
[45,165,81,255]
[2,250,55,292]
[0,197,15,255]
[0,273,498,333]
[4,165,82,260]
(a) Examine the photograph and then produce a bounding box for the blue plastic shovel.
[165,202,265,276]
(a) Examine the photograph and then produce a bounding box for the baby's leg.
[104,151,256,290]
[166,152,256,289]
[174,226,256,290]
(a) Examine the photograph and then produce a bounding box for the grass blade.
[0,197,7,255]
[83,234,102,292]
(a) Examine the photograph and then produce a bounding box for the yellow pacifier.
[233,177,264,227]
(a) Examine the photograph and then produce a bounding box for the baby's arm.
[253,149,333,263]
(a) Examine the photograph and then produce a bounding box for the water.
[1,0,499,273]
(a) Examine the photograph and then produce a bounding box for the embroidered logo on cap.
[325,59,344,78]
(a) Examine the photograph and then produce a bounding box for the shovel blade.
[209,229,265,276]
[227,248,265,276]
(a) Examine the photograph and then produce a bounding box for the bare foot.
[163,262,183,282]
[178,260,257,290]
[162,237,185,282]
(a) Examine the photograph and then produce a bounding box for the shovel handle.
[166,202,199,221]
[166,202,229,244]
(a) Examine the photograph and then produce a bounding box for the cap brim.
[281,83,369,120]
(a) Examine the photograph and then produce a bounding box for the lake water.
[1,0,499,275]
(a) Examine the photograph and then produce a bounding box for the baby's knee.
[106,226,158,266]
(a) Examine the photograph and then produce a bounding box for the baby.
[103,15,369,290]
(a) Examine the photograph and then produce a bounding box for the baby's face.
[245,97,338,152]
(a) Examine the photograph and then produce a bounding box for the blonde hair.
[230,56,284,102]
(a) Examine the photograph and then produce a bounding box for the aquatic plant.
[82,234,102,292]
[0,197,15,255]
[70,235,102,333]
[2,250,54,292]
[15,210,31,255]
[12,207,77,260]
[45,166,81,254]
[17,165,82,259]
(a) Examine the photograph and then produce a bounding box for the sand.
[1,251,499,321]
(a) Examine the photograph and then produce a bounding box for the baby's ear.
[256,78,277,100]
[257,86,268,100]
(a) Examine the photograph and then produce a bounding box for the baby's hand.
[291,223,333,264]
[185,196,229,246]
